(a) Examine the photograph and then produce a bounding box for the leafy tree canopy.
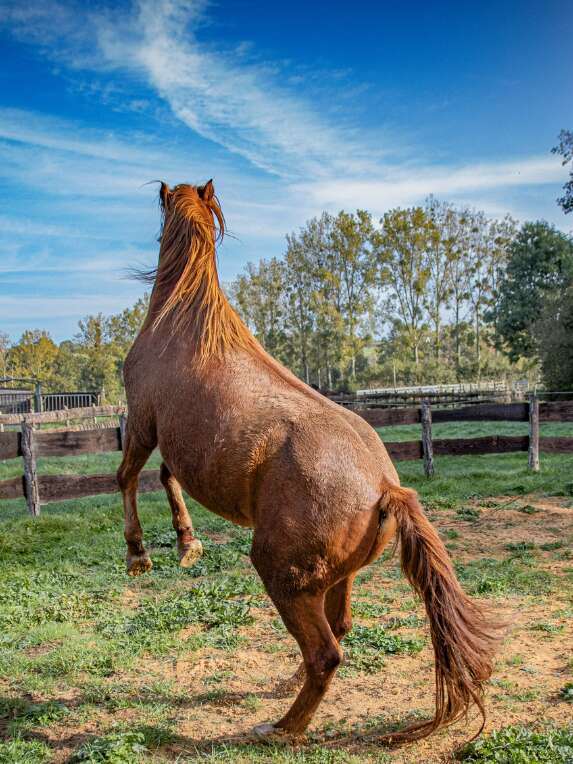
[552,129,573,214]
[494,221,573,362]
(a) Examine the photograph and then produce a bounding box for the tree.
[534,287,573,390]
[75,314,121,401]
[494,222,573,362]
[284,233,316,383]
[463,211,515,378]
[552,129,573,214]
[374,207,434,372]
[107,295,149,355]
[230,258,289,362]
[0,331,10,379]
[445,208,473,377]
[329,210,376,379]
[52,340,82,391]
[7,330,59,384]
[424,198,456,361]
[302,213,342,388]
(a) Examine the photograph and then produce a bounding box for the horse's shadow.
[0,688,442,758]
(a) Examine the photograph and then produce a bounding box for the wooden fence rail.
[1,400,572,514]
[0,405,125,428]
[353,399,573,427]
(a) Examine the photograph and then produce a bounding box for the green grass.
[68,731,149,762]
[457,724,573,763]
[341,624,425,675]
[180,746,386,763]
[377,420,573,442]
[0,449,163,481]
[456,555,554,597]
[0,737,52,764]
[397,451,573,506]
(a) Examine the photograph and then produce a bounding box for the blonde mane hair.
[149,181,257,362]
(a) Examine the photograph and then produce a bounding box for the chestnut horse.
[118,181,498,743]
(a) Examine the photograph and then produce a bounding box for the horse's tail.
[379,483,500,742]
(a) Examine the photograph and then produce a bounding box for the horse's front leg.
[117,434,153,576]
[159,462,203,567]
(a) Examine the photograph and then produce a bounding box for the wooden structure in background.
[0,399,571,515]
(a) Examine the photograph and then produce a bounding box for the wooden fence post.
[119,413,128,451]
[21,421,40,516]
[528,393,540,472]
[421,401,434,477]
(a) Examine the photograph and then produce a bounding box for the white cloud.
[94,0,370,178]
[295,155,568,215]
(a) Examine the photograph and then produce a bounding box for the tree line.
[230,198,572,390]
[0,297,149,403]
[2,185,573,401]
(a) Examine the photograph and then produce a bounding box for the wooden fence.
[1,398,572,516]
[0,404,125,429]
[329,381,519,408]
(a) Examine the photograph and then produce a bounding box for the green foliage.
[530,621,564,634]
[0,697,70,734]
[7,329,59,384]
[352,599,390,618]
[494,221,573,363]
[342,624,424,675]
[103,579,252,635]
[552,129,573,214]
[457,724,573,763]
[456,556,553,597]
[560,682,573,702]
[345,625,424,658]
[534,286,573,391]
[0,737,51,764]
[0,571,120,629]
[4,295,149,403]
[230,199,519,388]
[182,745,376,763]
[68,731,148,763]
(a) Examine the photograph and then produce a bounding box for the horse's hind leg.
[325,575,355,642]
[159,463,203,567]
[252,544,342,735]
[277,575,355,696]
[257,588,341,736]
[117,434,153,576]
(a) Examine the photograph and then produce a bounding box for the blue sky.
[1,0,572,341]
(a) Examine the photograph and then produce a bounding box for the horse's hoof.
[253,723,283,739]
[179,538,203,568]
[127,553,153,576]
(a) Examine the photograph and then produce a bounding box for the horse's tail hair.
[379,483,501,742]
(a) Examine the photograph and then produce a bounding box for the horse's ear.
[199,179,215,202]
[159,182,171,210]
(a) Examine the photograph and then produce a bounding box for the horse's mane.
[147,182,257,362]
